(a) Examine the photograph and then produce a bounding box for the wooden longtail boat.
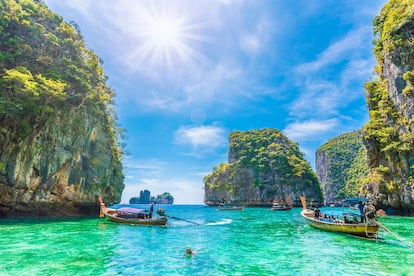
[270,203,292,211]
[300,196,378,239]
[99,197,167,226]
[217,204,244,211]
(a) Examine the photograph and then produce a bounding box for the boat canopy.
[117,207,146,214]
[323,210,360,217]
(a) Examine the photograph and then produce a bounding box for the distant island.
[129,190,174,204]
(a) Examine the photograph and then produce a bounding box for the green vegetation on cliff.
[204,128,322,205]
[155,192,174,204]
[365,0,414,158]
[363,0,414,214]
[316,130,369,203]
[0,0,122,154]
[0,0,124,216]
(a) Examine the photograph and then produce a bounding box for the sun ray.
[129,2,211,71]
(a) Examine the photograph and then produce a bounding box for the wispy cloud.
[288,81,340,118]
[283,119,338,142]
[239,16,273,56]
[48,0,290,116]
[295,26,372,75]
[289,25,376,122]
[183,61,243,104]
[174,124,227,151]
[123,157,167,180]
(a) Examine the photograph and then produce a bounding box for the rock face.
[129,191,174,204]
[0,0,124,217]
[155,192,174,204]
[204,129,323,206]
[316,130,369,205]
[363,0,414,215]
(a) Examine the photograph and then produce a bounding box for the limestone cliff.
[363,0,414,215]
[0,0,124,217]
[204,129,323,206]
[316,130,369,205]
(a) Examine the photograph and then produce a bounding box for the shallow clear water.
[1,205,413,275]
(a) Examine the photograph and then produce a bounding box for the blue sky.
[44,0,387,204]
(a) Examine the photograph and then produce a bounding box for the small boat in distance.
[217,203,244,211]
[99,197,167,226]
[270,203,292,211]
[300,196,379,239]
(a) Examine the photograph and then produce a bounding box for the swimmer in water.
[183,247,198,258]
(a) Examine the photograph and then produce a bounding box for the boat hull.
[217,206,244,211]
[271,205,292,211]
[99,197,167,226]
[301,209,378,238]
[105,212,167,225]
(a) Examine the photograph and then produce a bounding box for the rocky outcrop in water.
[363,0,414,215]
[0,0,124,217]
[204,129,323,206]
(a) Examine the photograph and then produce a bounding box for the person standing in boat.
[149,202,155,219]
[358,201,365,223]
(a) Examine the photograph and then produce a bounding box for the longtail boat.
[99,197,167,226]
[217,204,244,211]
[270,203,292,211]
[300,196,379,238]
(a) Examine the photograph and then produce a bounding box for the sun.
[131,3,209,69]
[148,18,182,46]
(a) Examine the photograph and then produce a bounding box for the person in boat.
[183,247,198,258]
[320,214,330,222]
[352,216,359,224]
[313,207,321,219]
[343,216,350,224]
[357,201,365,223]
[149,202,155,219]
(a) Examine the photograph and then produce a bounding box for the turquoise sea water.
[1,205,414,275]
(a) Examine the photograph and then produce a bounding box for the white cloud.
[122,157,167,181]
[240,34,260,54]
[295,26,372,74]
[289,81,340,118]
[239,16,272,56]
[283,119,338,142]
[289,24,377,121]
[218,0,244,5]
[174,124,227,149]
[340,58,375,86]
[183,61,243,104]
